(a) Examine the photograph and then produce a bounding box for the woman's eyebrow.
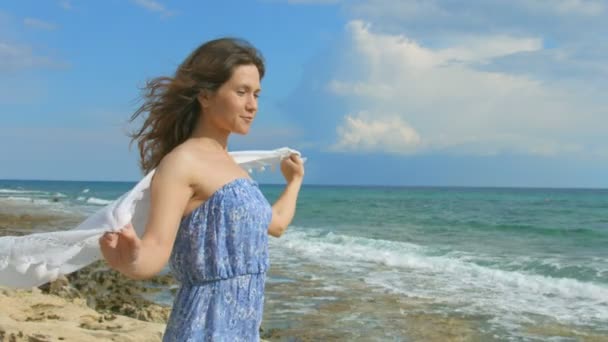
[238,84,262,92]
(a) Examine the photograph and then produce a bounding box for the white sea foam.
[0,189,47,194]
[86,197,112,205]
[5,196,34,202]
[273,228,608,331]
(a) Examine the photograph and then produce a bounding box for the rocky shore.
[0,260,279,341]
[0,209,277,341]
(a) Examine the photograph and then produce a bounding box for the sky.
[0,0,607,188]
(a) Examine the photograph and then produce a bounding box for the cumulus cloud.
[345,0,607,50]
[332,112,421,153]
[342,0,607,84]
[325,20,607,157]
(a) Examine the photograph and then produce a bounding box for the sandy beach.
[0,263,276,342]
[0,286,166,342]
[0,208,286,342]
[0,250,172,342]
[1,207,166,340]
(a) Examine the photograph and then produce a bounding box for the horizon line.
[0,178,606,191]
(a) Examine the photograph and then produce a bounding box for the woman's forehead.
[228,65,260,85]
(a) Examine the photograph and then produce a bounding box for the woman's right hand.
[99,223,141,273]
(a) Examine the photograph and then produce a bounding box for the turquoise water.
[2,180,607,340]
[263,185,608,339]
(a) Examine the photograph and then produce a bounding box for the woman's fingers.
[99,223,137,253]
[100,232,118,248]
[120,223,136,238]
[283,154,301,168]
[288,154,305,173]
[290,154,302,164]
[119,223,141,251]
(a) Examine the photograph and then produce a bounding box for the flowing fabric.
[0,147,301,288]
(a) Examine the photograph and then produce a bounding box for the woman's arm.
[99,151,194,280]
[268,154,305,237]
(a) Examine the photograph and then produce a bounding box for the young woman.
[99,37,304,341]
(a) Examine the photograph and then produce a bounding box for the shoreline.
[2,198,607,341]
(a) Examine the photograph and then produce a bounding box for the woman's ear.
[198,90,212,109]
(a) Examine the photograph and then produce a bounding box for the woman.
[98,38,304,341]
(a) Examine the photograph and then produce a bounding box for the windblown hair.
[129,38,265,173]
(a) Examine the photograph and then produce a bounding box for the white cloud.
[332,112,421,153]
[0,41,61,71]
[436,35,542,64]
[326,21,608,157]
[347,21,542,70]
[344,0,607,55]
[132,0,174,16]
[24,18,56,30]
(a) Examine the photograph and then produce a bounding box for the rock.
[40,261,172,323]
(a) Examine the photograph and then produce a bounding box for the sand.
[0,286,165,342]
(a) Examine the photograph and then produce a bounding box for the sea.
[1,179,607,341]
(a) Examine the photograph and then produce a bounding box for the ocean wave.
[0,189,48,195]
[274,228,608,329]
[3,196,59,204]
[4,196,34,202]
[85,197,112,205]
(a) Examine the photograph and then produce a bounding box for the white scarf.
[0,147,301,288]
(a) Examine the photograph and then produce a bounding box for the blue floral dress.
[163,178,272,342]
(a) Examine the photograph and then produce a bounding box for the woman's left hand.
[280,154,305,183]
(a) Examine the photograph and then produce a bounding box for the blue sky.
[1,0,607,188]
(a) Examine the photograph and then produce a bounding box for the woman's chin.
[232,127,251,135]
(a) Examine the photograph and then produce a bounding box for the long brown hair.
[129,38,265,173]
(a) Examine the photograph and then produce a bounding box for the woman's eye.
[237,90,246,96]
[254,93,260,99]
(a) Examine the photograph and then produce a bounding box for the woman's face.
[201,64,261,135]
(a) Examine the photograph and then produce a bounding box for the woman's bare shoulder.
[154,143,200,180]
[156,141,223,181]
